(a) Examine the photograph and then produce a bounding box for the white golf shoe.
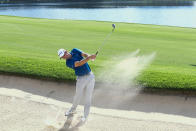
[65,109,76,116]
[81,117,86,122]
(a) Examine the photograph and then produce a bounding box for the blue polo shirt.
[66,48,91,76]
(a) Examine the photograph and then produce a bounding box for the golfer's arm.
[82,52,90,58]
[75,57,90,67]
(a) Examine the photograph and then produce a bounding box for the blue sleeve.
[71,48,82,56]
[66,59,75,69]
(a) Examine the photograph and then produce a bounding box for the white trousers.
[70,72,95,118]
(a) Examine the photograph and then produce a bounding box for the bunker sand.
[0,75,196,131]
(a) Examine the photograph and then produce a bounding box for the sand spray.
[94,50,156,108]
[97,49,156,87]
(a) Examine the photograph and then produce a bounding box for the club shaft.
[96,30,113,55]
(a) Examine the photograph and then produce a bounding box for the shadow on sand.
[58,114,85,131]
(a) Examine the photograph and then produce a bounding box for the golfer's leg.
[84,76,95,118]
[70,77,85,111]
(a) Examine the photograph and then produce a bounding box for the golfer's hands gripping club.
[90,54,97,61]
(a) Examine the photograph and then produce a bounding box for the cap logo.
[59,51,63,56]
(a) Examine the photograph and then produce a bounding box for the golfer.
[57,48,96,122]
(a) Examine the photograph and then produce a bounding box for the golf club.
[95,24,115,55]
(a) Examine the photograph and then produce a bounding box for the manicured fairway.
[0,15,196,90]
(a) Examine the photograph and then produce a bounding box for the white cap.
[57,49,65,58]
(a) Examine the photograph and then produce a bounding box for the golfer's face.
[62,51,70,59]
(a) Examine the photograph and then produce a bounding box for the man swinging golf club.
[57,48,96,122]
[57,24,115,123]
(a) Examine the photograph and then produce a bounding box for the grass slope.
[0,15,196,90]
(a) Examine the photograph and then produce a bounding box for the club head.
[112,24,115,32]
[95,51,98,55]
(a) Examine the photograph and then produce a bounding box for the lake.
[0,1,196,28]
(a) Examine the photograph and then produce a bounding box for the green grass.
[0,15,196,90]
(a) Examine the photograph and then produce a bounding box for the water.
[0,1,196,28]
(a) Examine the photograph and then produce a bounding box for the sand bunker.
[1,74,196,131]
